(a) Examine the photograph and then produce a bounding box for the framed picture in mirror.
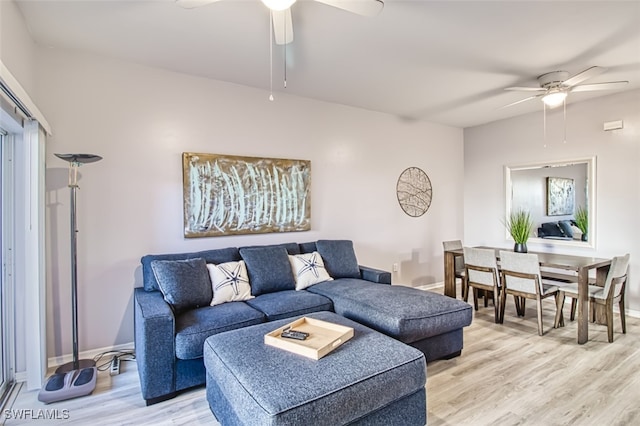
[547,177,575,216]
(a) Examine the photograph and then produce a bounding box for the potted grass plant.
[504,209,533,253]
[575,206,588,241]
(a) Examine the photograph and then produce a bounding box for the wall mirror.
[504,157,596,248]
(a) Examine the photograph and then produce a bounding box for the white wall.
[35,48,463,356]
[0,0,37,97]
[464,89,640,313]
[1,0,41,376]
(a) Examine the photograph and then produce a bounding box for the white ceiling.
[15,0,640,128]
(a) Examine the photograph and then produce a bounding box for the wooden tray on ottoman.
[264,317,354,360]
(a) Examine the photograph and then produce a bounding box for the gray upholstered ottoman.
[204,311,427,426]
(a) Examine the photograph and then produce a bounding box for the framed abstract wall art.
[546,177,575,216]
[183,153,311,237]
[396,167,432,217]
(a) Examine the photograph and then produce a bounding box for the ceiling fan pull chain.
[563,99,567,143]
[543,103,547,148]
[269,11,274,101]
[283,13,287,88]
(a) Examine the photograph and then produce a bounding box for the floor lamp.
[55,153,102,372]
[38,153,102,404]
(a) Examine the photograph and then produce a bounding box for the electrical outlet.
[392,263,399,272]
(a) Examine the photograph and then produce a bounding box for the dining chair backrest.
[444,240,465,272]
[443,240,463,251]
[603,253,630,298]
[499,251,543,294]
[463,247,498,286]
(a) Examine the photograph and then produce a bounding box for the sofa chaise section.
[308,279,473,361]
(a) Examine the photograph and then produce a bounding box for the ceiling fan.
[176,0,384,45]
[503,66,628,109]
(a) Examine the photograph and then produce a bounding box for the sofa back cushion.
[298,241,318,254]
[240,246,296,296]
[238,242,301,256]
[538,222,564,238]
[558,220,574,238]
[151,258,212,313]
[315,240,361,279]
[141,247,240,291]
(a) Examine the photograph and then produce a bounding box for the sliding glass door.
[0,128,15,406]
[0,130,5,399]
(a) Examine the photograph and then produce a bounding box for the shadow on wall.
[116,291,135,347]
[45,167,74,357]
[400,249,434,287]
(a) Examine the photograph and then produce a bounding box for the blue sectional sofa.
[134,239,472,405]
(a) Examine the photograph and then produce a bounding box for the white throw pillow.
[207,260,254,306]
[571,225,583,240]
[289,252,333,291]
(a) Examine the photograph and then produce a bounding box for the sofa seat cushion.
[245,290,333,321]
[308,279,472,344]
[174,302,265,360]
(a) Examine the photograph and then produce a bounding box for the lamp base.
[55,358,96,374]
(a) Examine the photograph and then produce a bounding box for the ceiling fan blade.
[498,95,542,109]
[272,9,294,45]
[504,87,546,92]
[562,66,606,87]
[313,0,384,17]
[570,81,629,92]
[175,0,221,9]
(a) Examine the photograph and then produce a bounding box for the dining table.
[443,246,612,344]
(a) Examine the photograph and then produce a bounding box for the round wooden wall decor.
[396,167,432,217]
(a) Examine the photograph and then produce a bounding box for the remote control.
[281,331,308,340]
[281,328,309,340]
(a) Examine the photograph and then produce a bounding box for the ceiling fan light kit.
[542,89,567,108]
[261,0,297,11]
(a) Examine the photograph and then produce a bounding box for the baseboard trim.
[15,371,27,383]
[414,282,443,291]
[14,342,134,384]
[46,342,135,370]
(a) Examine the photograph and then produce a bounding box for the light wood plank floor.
[5,285,640,425]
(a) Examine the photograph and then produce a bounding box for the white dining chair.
[463,247,501,323]
[499,251,561,336]
[554,253,630,343]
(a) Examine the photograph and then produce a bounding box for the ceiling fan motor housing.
[538,71,570,88]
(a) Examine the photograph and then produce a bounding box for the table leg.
[444,251,457,298]
[577,267,589,344]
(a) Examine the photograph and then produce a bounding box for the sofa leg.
[145,392,177,406]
